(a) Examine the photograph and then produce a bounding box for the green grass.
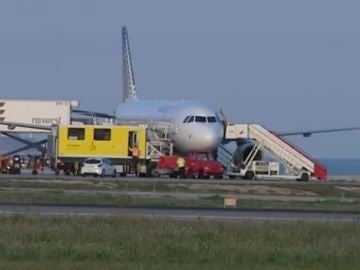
[2,178,360,198]
[0,191,224,207]
[1,177,360,212]
[1,190,360,211]
[0,216,359,269]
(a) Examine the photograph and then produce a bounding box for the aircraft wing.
[0,121,53,131]
[72,109,116,119]
[276,126,360,137]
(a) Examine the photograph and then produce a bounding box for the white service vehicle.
[80,158,117,177]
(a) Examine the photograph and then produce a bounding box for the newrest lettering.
[32,117,61,125]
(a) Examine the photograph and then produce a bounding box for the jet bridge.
[224,124,327,180]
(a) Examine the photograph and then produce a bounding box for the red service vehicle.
[153,153,224,179]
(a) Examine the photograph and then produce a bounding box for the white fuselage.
[115,100,224,153]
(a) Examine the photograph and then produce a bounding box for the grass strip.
[0,216,359,270]
[1,191,360,211]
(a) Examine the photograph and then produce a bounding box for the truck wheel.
[299,172,309,182]
[245,170,255,180]
[150,168,160,177]
[147,163,157,177]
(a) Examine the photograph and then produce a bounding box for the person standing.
[74,160,80,176]
[176,155,186,178]
[129,144,140,176]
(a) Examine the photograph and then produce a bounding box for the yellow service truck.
[51,124,156,176]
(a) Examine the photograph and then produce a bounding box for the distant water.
[319,159,360,176]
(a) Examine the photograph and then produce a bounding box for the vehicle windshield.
[187,152,212,160]
[85,159,101,164]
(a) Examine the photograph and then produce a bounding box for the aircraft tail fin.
[122,26,137,102]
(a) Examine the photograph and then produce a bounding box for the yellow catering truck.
[53,124,151,176]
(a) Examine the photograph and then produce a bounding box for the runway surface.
[0,203,359,222]
[2,170,360,185]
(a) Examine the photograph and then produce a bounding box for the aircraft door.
[128,131,139,156]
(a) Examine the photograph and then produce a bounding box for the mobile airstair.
[224,124,327,181]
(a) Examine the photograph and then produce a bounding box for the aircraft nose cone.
[204,133,217,145]
[196,126,223,151]
[175,124,224,153]
[203,129,222,148]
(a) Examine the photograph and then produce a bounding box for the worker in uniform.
[176,155,186,178]
[32,157,39,175]
[129,144,140,176]
[74,160,80,176]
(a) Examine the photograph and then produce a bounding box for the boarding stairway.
[223,124,327,180]
[217,144,234,169]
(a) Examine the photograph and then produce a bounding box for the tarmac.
[1,168,360,182]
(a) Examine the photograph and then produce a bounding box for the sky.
[0,0,359,159]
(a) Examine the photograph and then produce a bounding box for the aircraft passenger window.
[183,116,190,123]
[195,116,206,123]
[68,128,85,140]
[187,116,194,123]
[207,116,217,123]
[94,128,111,141]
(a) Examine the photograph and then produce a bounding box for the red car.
[154,153,224,179]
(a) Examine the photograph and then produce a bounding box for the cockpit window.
[183,116,190,123]
[207,116,217,123]
[215,114,221,123]
[185,115,217,123]
[195,116,206,123]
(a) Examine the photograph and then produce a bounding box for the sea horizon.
[319,158,360,176]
